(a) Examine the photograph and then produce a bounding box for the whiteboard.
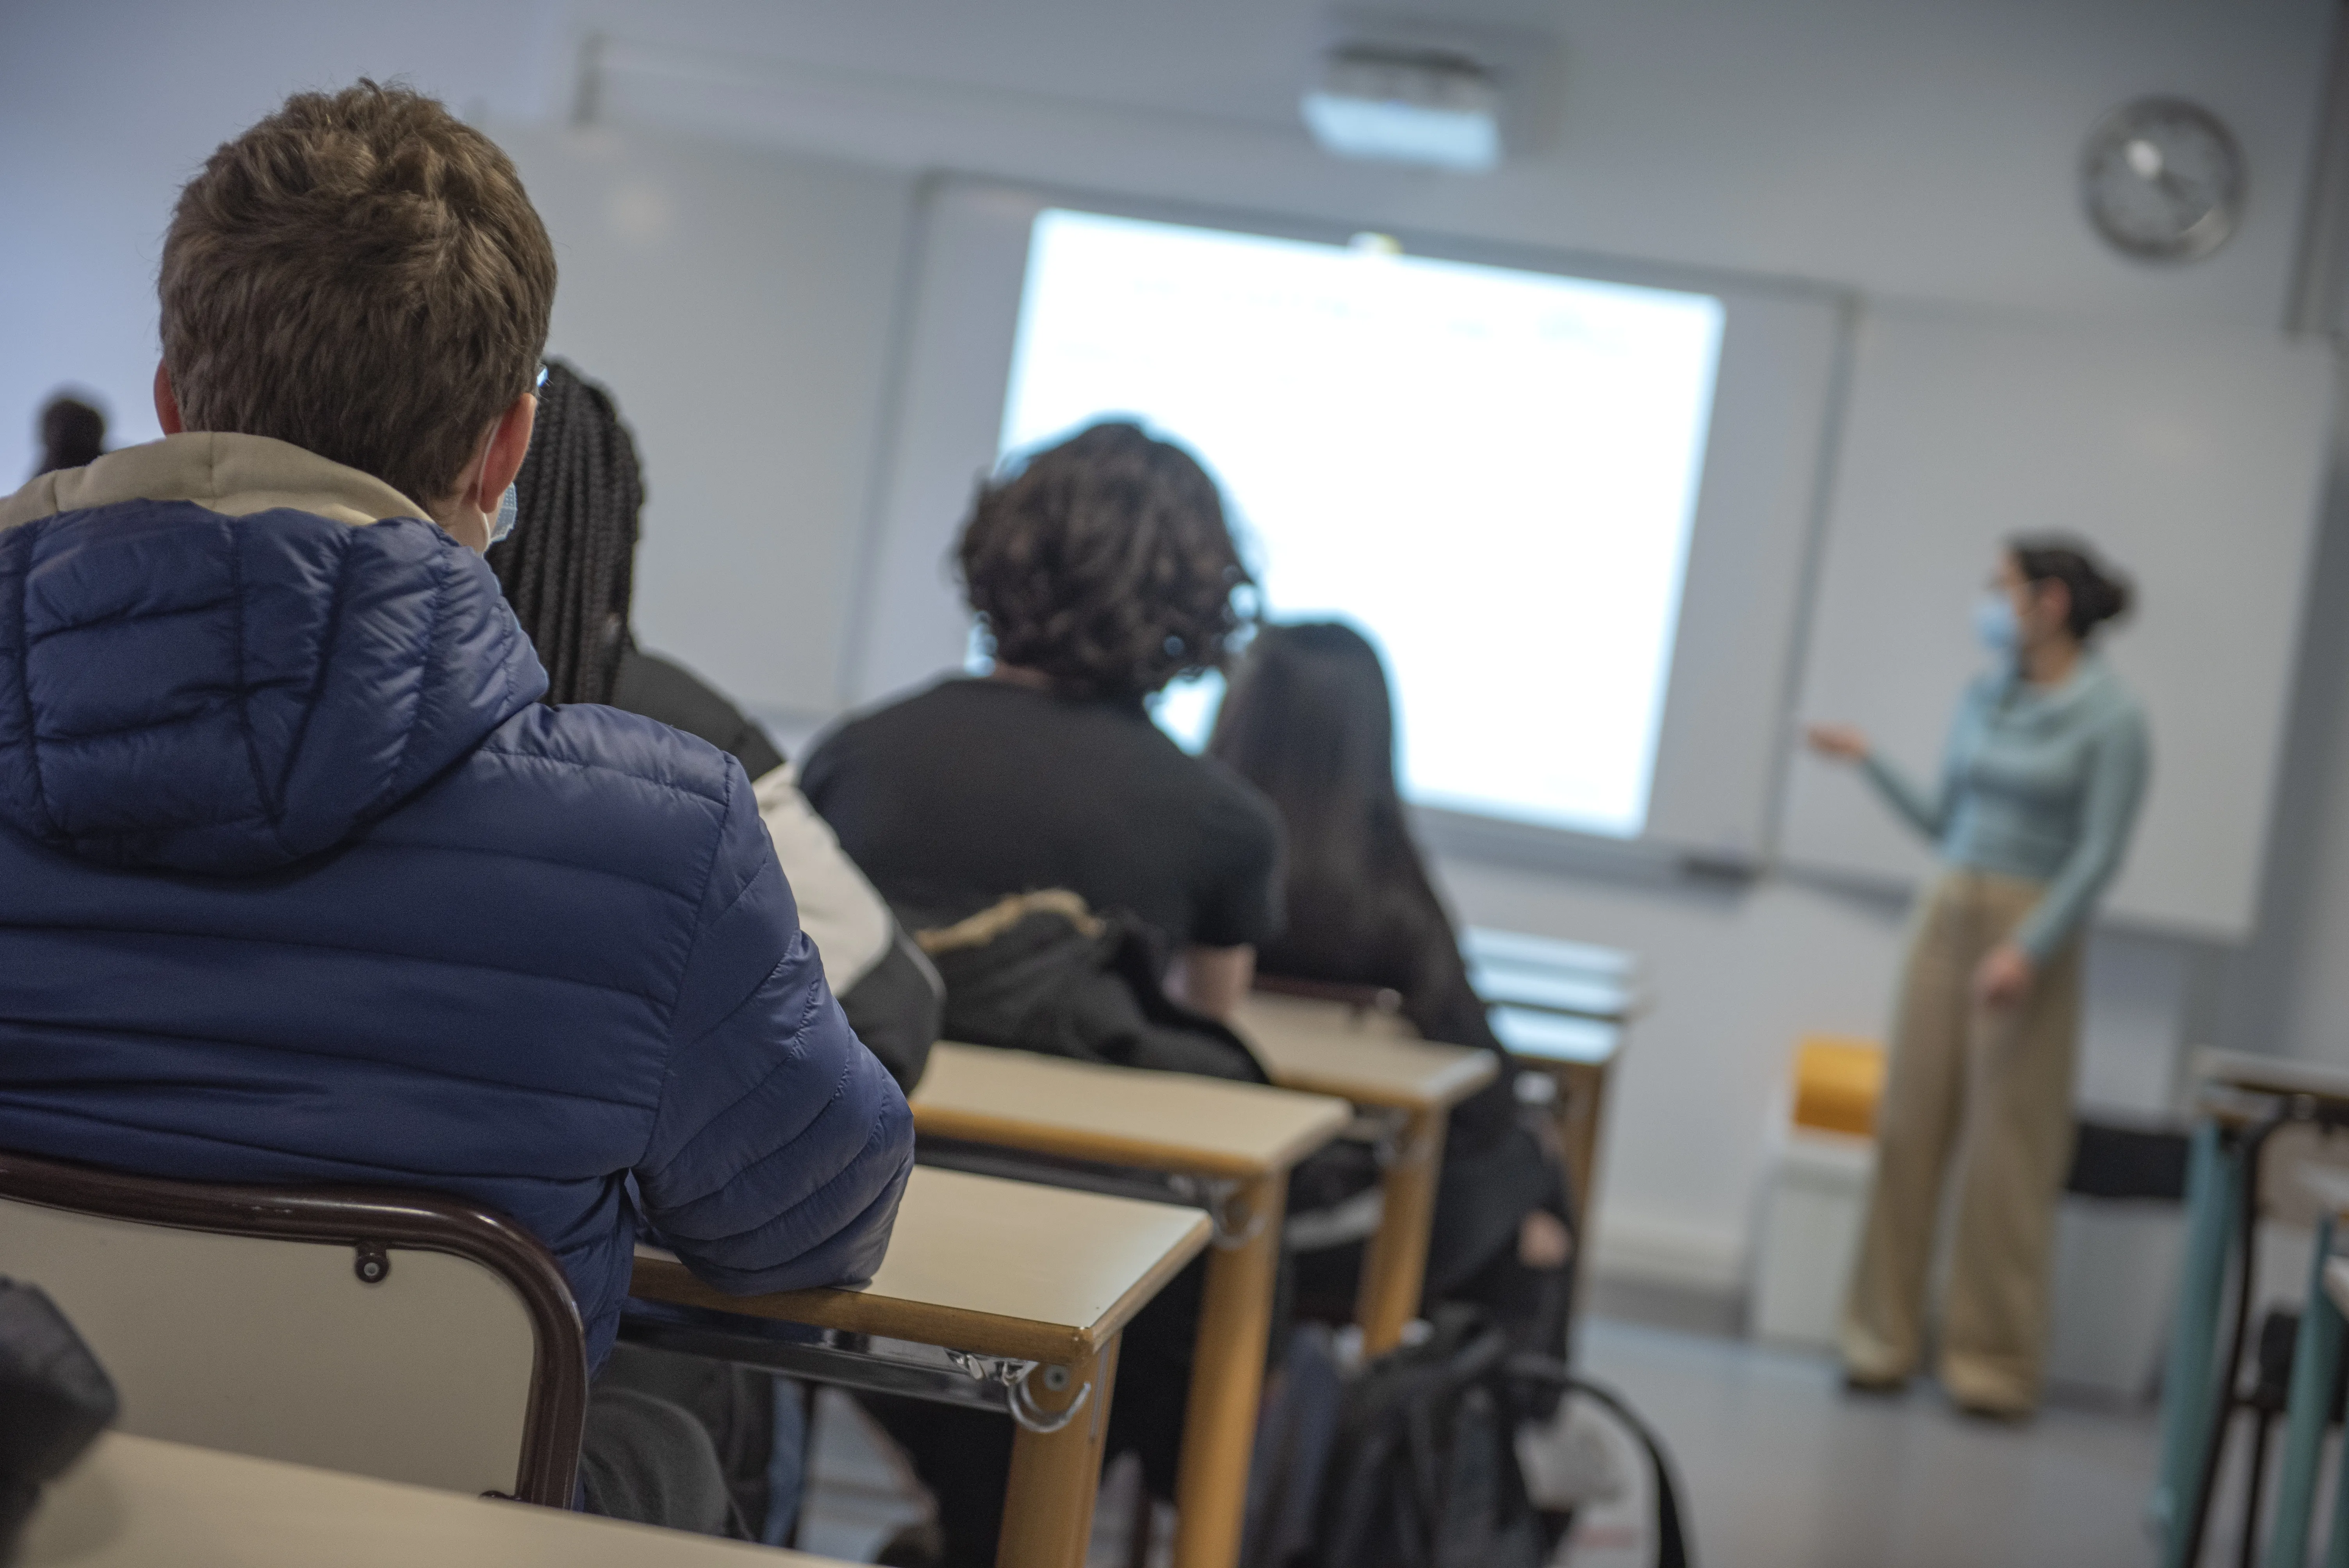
[1779,305,2336,943]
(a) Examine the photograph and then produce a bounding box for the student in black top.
[1209,622,1573,1329]
[800,421,1280,1566]
[802,419,1281,1016]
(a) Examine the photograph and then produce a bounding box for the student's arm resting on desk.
[636,764,915,1294]
[1176,943,1255,1021]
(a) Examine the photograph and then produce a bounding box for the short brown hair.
[959,422,1253,702]
[159,80,555,509]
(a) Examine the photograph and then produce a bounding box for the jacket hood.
[0,435,547,873]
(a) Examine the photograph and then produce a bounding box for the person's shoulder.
[802,679,979,772]
[1958,666,2011,709]
[364,701,754,921]
[612,646,783,779]
[2083,661,2152,747]
[476,700,744,810]
[611,647,737,732]
[1176,748,1283,861]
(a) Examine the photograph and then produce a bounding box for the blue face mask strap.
[484,366,547,550]
[490,483,519,547]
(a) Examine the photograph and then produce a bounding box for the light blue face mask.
[1973,592,2019,654]
[489,483,519,547]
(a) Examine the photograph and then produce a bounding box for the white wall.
[3,0,2343,1296]
[0,0,561,483]
[2216,417,2349,1063]
[494,125,913,717]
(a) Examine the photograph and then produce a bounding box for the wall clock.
[2081,96,2246,262]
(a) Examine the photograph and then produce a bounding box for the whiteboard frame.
[849,174,1856,870]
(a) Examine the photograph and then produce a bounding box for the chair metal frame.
[0,1147,588,1507]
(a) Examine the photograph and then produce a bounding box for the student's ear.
[153,362,184,436]
[474,392,537,506]
[439,392,538,554]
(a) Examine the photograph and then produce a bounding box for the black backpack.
[1273,1308,1690,1568]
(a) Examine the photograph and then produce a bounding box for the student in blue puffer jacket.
[0,82,912,1533]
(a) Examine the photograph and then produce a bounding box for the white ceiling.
[552,0,2338,323]
[0,0,2335,477]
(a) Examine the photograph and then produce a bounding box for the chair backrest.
[0,1149,587,1506]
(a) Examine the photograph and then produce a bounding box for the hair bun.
[2009,535,2133,639]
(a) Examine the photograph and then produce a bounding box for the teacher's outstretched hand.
[1804,722,1870,761]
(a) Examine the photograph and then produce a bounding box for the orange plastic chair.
[1791,1035,1886,1138]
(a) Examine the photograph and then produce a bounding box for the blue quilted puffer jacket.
[0,437,913,1370]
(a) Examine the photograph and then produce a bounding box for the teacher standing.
[1807,536,2149,1418]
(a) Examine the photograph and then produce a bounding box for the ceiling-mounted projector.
[1301,45,1502,172]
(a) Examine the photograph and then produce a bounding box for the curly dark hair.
[957,422,1253,701]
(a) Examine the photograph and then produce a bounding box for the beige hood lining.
[0,433,432,533]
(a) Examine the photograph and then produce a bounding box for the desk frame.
[909,1047,1348,1568]
[1238,988,1499,1356]
[629,1168,1207,1568]
[2154,1088,2349,1568]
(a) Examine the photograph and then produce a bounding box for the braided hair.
[488,360,641,706]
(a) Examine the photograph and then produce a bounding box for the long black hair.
[1210,621,1477,1000]
[488,360,640,706]
[1211,620,1511,1082]
[2010,535,2133,641]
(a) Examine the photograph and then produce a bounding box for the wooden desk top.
[2201,1048,2349,1108]
[1233,995,1497,1112]
[1463,927,1638,980]
[1469,964,1640,1024]
[21,1432,843,1568]
[631,1165,1210,1365]
[909,1042,1352,1181]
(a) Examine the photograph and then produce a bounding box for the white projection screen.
[852,180,1850,865]
[1004,210,1722,838]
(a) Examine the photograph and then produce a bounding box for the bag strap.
[1506,1356,1692,1568]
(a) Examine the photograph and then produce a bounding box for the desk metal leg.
[1172,1172,1287,1568]
[2266,1217,2342,1568]
[2157,1121,2245,1568]
[2320,1357,2349,1568]
[1552,1060,1610,1226]
[999,1333,1121,1568]
[1356,1108,1448,1356]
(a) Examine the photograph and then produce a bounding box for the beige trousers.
[1840,870,2083,1413]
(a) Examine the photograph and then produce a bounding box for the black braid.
[487,360,642,706]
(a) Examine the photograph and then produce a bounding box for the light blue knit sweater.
[1862,654,2151,961]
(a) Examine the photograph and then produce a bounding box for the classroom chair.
[0,1147,588,1506]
